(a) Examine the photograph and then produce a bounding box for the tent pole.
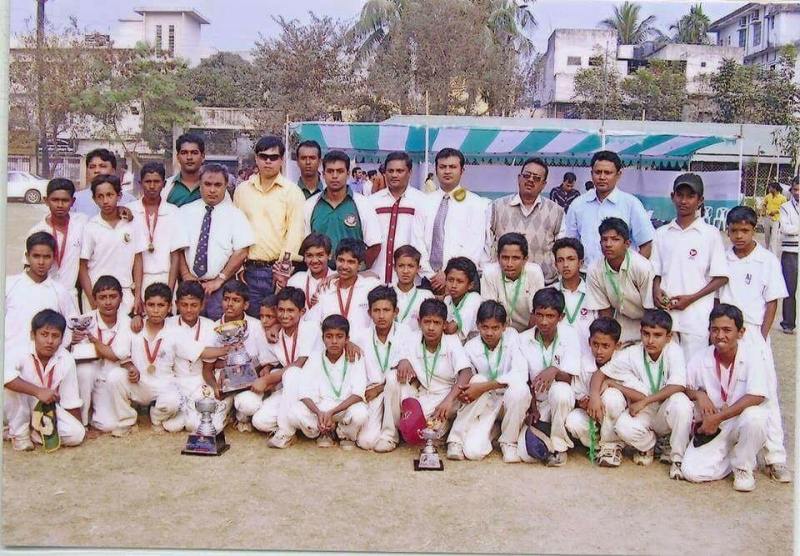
[738,125,745,203]
[284,115,290,176]
[424,91,430,188]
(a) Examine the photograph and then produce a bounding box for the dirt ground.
[2,203,795,554]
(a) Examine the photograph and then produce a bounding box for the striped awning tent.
[289,122,735,169]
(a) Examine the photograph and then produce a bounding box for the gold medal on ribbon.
[147,364,156,374]
[452,187,466,202]
[147,243,155,253]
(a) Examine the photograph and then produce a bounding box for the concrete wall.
[648,44,744,95]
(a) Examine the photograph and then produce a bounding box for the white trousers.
[682,406,769,481]
[614,392,693,461]
[517,381,575,460]
[174,375,231,434]
[742,327,786,465]
[99,367,184,431]
[76,360,124,427]
[381,369,456,443]
[286,399,369,441]
[565,387,627,448]
[4,390,85,446]
[251,367,304,435]
[447,375,531,460]
[678,332,709,365]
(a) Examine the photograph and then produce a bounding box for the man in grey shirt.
[71,149,136,217]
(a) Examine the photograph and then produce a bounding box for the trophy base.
[181,432,230,456]
[72,343,99,362]
[414,456,444,471]
[220,363,258,396]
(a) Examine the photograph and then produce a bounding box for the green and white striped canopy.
[290,122,734,169]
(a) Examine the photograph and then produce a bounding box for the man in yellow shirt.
[233,135,306,317]
[761,182,787,255]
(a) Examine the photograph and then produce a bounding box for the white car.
[6,171,49,203]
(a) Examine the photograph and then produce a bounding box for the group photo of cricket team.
[4,131,798,493]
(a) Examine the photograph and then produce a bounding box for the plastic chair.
[713,207,729,231]
[702,205,714,225]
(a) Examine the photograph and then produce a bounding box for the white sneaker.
[339,439,356,451]
[767,463,792,483]
[12,436,34,451]
[501,443,521,463]
[235,420,253,433]
[151,422,166,434]
[733,468,756,492]
[633,448,654,466]
[316,433,335,448]
[3,425,10,441]
[447,442,465,460]
[546,451,567,467]
[267,431,295,449]
[111,424,138,438]
[597,445,622,467]
[669,461,684,480]
[374,439,397,453]
[656,435,671,464]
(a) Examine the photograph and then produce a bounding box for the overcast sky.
[10,0,746,54]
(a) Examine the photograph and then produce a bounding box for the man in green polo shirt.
[164,132,206,207]
[304,150,382,269]
[296,140,325,199]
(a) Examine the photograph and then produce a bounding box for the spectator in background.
[779,177,799,334]
[347,166,366,195]
[163,132,207,207]
[295,140,325,199]
[367,169,386,195]
[760,181,787,256]
[72,149,136,218]
[549,171,580,213]
[423,172,437,193]
[584,180,594,191]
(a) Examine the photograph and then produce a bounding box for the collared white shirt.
[651,218,729,336]
[166,315,217,378]
[311,276,381,331]
[351,322,412,386]
[127,199,189,275]
[393,285,434,333]
[301,351,368,403]
[520,321,581,384]
[288,270,329,315]
[212,315,271,368]
[687,345,768,410]
[4,273,78,358]
[557,279,596,356]
[80,214,146,288]
[779,198,799,253]
[265,320,322,368]
[464,328,527,387]
[405,332,471,394]
[586,249,655,342]
[4,345,81,410]
[130,324,205,386]
[564,187,655,267]
[78,310,132,373]
[601,342,686,397]
[24,212,88,293]
[444,291,483,343]
[480,262,545,332]
[180,199,255,280]
[718,244,787,327]
[573,353,600,400]
[368,186,433,282]
[422,187,490,272]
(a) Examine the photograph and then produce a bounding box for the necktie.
[193,204,214,277]
[430,194,449,272]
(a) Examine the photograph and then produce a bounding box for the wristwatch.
[217,271,228,281]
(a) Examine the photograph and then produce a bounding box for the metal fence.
[690,160,797,197]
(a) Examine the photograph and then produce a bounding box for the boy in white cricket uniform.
[718,206,791,482]
[382,298,472,445]
[586,217,655,344]
[443,257,483,343]
[595,309,693,479]
[287,315,369,448]
[566,317,627,467]
[682,304,770,492]
[6,232,78,363]
[310,238,381,331]
[350,286,412,452]
[480,233,545,333]
[448,300,530,463]
[652,174,728,362]
[79,174,145,317]
[24,178,88,308]
[518,288,581,466]
[102,283,229,435]
[4,310,85,451]
[552,238,596,354]
[392,245,434,333]
[254,287,321,446]
[72,276,132,430]
[286,233,333,317]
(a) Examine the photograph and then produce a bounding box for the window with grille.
[753,22,761,47]
[738,29,747,47]
[567,56,581,66]
[155,25,162,51]
[168,25,175,56]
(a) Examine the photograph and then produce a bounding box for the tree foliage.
[185,52,260,108]
[600,1,662,45]
[670,4,711,45]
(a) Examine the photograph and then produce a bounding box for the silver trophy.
[69,315,98,361]
[272,251,294,292]
[215,320,258,394]
[182,392,229,456]
[414,422,445,471]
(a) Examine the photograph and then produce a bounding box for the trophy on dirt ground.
[182,387,229,456]
[69,315,98,361]
[215,320,258,395]
[414,421,445,471]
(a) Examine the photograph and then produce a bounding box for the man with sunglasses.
[486,157,566,285]
[233,135,306,317]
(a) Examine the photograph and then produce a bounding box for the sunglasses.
[519,172,545,183]
[257,153,282,162]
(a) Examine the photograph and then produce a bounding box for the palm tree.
[485,0,537,52]
[670,4,711,45]
[350,0,407,60]
[600,1,661,45]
